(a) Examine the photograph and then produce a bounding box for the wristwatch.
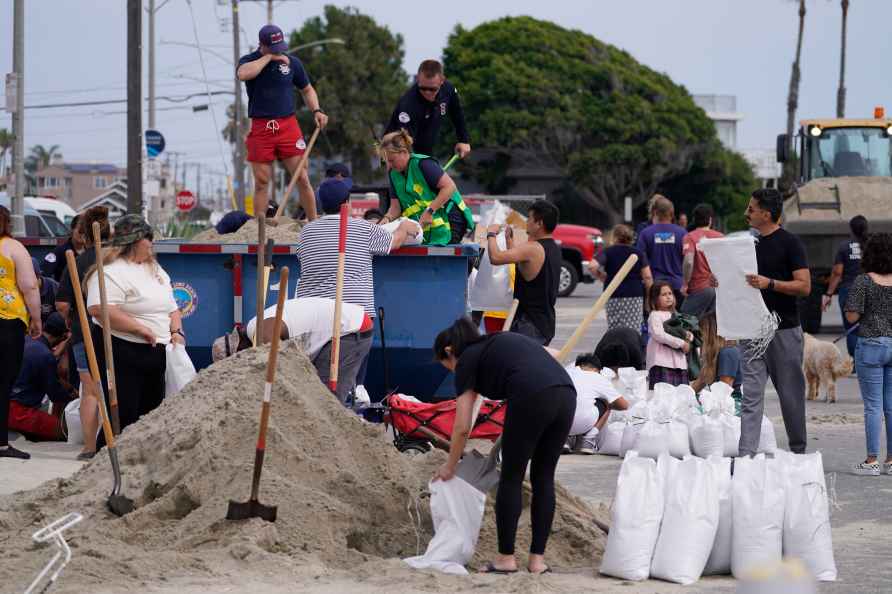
[424,207,435,216]
[486,232,498,239]
[768,279,776,291]
[173,329,186,339]
[313,108,325,115]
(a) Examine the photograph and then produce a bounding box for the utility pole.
[231,0,246,211]
[148,0,156,129]
[11,0,25,235]
[196,162,201,205]
[127,0,143,215]
[267,0,273,23]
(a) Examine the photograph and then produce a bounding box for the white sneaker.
[853,461,881,476]
[884,462,892,475]
[562,436,576,454]
[573,428,599,455]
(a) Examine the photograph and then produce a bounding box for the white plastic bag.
[404,477,485,575]
[703,456,733,575]
[600,452,665,581]
[468,231,513,311]
[598,421,624,456]
[721,415,741,457]
[64,397,84,445]
[636,420,669,459]
[758,415,778,454]
[380,217,423,246]
[782,452,837,581]
[165,343,197,398]
[731,454,785,578]
[651,456,719,585]
[667,420,691,458]
[619,422,642,458]
[691,414,724,458]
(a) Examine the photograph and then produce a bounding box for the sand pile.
[0,341,606,592]
[191,218,303,244]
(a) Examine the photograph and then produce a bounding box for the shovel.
[65,250,134,517]
[274,127,321,221]
[92,222,121,436]
[328,202,349,394]
[253,237,274,346]
[227,266,290,523]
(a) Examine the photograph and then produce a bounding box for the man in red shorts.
[237,24,328,219]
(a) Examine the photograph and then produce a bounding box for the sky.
[2,0,891,196]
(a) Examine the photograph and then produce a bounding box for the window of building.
[94,176,109,189]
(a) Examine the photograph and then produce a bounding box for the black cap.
[43,312,68,338]
[325,162,351,178]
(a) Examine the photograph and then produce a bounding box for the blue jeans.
[854,336,892,457]
[838,286,857,358]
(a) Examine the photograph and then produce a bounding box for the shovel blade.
[108,494,135,517]
[226,499,277,522]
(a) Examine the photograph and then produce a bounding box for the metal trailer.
[153,241,479,401]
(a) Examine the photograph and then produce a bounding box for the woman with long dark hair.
[432,317,575,574]
[825,215,868,357]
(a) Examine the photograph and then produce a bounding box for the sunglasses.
[418,85,440,93]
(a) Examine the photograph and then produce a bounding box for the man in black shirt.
[739,188,811,456]
[487,200,562,345]
[385,60,471,159]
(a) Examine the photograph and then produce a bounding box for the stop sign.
[176,190,196,212]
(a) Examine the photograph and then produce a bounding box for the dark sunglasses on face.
[418,85,440,93]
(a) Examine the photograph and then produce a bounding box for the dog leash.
[832,323,859,344]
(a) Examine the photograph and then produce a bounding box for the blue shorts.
[73,341,89,372]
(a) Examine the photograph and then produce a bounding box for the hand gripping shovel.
[65,250,134,516]
[227,266,290,523]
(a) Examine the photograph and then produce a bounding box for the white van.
[0,193,68,238]
[26,196,78,227]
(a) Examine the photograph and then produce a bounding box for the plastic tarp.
[781,452,837,581]
[731,454,785,578]
[651,456,720,585]
[600,452,665,581]
[404,477,485,575]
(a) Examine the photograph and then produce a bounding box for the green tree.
[443,17,721,225]
[287,5,408,182]
[24,143,62,175]
[0,128,12,181]
[782,0,807,189]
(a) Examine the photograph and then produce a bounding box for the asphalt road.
[553,283,890,593]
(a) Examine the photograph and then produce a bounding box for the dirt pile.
[191,218,303,244]
[0,341,606,593]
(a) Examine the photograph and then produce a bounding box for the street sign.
[145,129,165,158]
[176,190,196,212]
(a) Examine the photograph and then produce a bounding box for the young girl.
[646,281,692,388]
[692,311,742,413]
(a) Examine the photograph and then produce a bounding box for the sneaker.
[562,437,576,454]
[853,461,881,476]
[573,428,599,455]
[0,445,31,460]
[884,462,892,475]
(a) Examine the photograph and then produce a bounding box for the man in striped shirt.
[296,178,418,390]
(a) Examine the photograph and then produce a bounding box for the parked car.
[27,196,78,226]
[552,223,603,297]
[0,193,68,238]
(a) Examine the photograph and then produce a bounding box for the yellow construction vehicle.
[777,107,892,332]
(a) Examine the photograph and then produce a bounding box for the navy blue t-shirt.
[635,223,686,290]
[238,51,310,118]
[597,244,648,299]
[12,336,69,408]
[216,211,252,235]
[834,238,863,290]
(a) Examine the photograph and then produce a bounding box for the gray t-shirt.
[845,273,892,338]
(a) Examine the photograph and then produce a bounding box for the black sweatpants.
[94,330,166,447]
[1,319,26,446]
[496,385,575,556]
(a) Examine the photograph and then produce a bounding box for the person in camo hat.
[84,215,183,443]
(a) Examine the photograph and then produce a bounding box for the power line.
[19,90,233,111]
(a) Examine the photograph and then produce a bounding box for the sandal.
[76,451,96,461]
[529,565,552,575]
[479,562,518,575]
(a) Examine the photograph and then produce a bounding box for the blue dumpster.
[154,241,478,401]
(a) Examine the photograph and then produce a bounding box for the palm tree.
[784,0,807,187]
[0,128,12,180]
[836,0,849,118]
[24,143,63,176]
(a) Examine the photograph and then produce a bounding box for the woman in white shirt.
[85,215,182,436]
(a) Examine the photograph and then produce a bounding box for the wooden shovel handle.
[265,267,289,384]
[65,250,116,449]
[275,127,321,220]
[92,222,121,435]
[501,299,520,332]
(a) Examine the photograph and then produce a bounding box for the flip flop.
[529,565,552,575]
[479,562,518,575]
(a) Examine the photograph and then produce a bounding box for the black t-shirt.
[385,81,470,156]
[597,244,648,298]
[833,238,863,290]
[754,227,809,329]
[238,50,310,118]
[454,332,573,400]
[42,239,75,283]
[56,248,97,345]
[595,327,645,370]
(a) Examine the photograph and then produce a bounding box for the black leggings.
[496,385,575,556]
[94,330,166,448]
[1,319,26,447]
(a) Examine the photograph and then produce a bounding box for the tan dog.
[803,332,854,403]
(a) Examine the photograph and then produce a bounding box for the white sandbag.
[600,452,665,581]
[598,421,624,456]
[653,382,676,403]
[758,415,778,454]
[636,420,670,459]
[691,414,724,458]
[380,217,423,246]
[667,420,691,458]
[703,456,733,575]
[721,415,741,457]
[619,422,642,458]
[651,456,719,585]
[404,477,486,575]
[782,452,837,581]
[165,343,197,398]
[731,454,785,578]
[64,397,84,445]
[675,384,697,408]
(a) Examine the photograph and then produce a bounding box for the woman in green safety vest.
[378,130,475,246]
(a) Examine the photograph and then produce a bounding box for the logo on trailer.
[172,282,198,318]
[278,62,291,76]
[398,111,410,123]
[296,138,307,150]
